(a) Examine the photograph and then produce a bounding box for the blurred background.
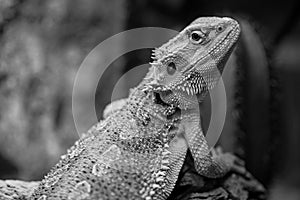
[0,0,299,199]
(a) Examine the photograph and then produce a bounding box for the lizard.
[147,16,241,178]
[16,16,239,200]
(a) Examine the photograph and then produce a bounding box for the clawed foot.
[211,147,250,178]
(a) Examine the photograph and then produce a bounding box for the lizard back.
[30,83,186,200]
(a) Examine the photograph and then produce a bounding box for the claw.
[231,164,246,175]
[234,156,245,166]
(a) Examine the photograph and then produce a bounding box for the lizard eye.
[167,62,176,75]
[216,25,224,32]
[190,31,204,44]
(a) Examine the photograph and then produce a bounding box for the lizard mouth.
[153,91,182,120]
[152,72,208,98]
[154,88,202,110]
[153,91,172,106]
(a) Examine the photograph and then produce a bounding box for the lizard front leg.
[181,110,237,178]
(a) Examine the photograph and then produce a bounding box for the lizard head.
[148,16,241,109]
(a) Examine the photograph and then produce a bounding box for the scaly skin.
[148,17,241,178]
[29,78,187,200]
[27,16,241,200]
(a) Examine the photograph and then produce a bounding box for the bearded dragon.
[1,16,241,200]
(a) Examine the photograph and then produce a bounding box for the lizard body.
[30,80,184,200]
[28,16,241,200]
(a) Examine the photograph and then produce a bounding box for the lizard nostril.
[167,62,176,75]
